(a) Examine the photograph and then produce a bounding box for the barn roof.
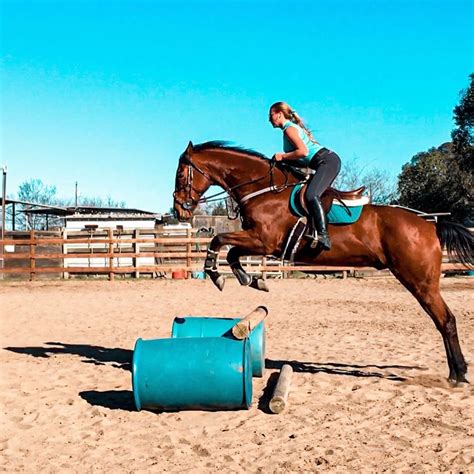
[23,206,158,217]
[1,199,160,218]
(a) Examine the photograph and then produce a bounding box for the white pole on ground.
[269,364,293,414]
[231,305,268,339]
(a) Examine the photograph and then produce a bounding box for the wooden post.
[269,364,293,414]
[186,227,191,279]
[62,228,69,280]
[30,229,36,281]
[262,256,267,280]
[12,202,16,231]
[231,306,268,340]
[87,230,93,268]
[108,228,114,281]
[133,229,140,279]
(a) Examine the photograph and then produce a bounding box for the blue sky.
[1,0,473,212]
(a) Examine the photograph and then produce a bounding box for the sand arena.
[1,276,473,472]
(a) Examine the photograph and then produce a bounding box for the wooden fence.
[0,228,469,281]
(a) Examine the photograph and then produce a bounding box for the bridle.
[173,155,214,211]
[174,153,295,214]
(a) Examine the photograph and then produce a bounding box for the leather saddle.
[300,184,366,215]
[280,163,365,213]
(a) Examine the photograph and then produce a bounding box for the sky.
[1,0,473,213]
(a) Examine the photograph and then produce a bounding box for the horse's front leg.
[227,247,269,292]
[204,230,268,291]
[203,247,225,291]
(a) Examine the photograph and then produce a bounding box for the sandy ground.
[1,276,473,472]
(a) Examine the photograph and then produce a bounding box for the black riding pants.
[306,149,341,202]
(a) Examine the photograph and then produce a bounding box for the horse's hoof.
[448,376,469,387]
[249,277,269,292]
[215,275,225,291]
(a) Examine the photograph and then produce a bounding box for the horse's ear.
[185,141,194,156]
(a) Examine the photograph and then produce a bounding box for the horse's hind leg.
[205,230,267,291]
[416,290,467,384]
[390,263,468,384]
[227,247,269,292]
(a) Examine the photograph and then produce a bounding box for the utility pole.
[1,164,7,280]
[75,181,78,207]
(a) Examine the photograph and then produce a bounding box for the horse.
[173,140,473,384]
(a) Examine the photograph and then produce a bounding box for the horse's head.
[173,141,213,220]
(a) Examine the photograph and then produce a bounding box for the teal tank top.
[282,121,324,165]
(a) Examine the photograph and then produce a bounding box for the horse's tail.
[436,221,474,268]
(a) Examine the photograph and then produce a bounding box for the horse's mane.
[193,140,304,181]
[194,141,270,161]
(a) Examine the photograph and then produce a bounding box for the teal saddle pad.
[290,184,364,224]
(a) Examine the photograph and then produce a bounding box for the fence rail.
[0,228,470,281]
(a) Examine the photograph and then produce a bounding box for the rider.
[269,101,341,251]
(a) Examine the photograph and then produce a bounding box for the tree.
[397,74,474,223]
[9,179,128,230]
[18,179,57,205]
[189,200,231,216]
[333,157,397,204]
[210,201,227,216]
[452,73,474,159]
[397,143,461,213]
[452,73,474,222]
[72,195,126,208]
[15,179,59,230]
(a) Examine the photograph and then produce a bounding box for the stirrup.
[304,229,319,249]
[317,233,331,251]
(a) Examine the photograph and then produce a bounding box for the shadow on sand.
[5,344,425,413]
[79,390,136,411]
[4,342,135,411]
[256,359,422,413]
[264,358,425,382]
[4,341,132,371]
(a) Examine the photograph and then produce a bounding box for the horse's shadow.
[4,341,135,411]
[257,359,420,414]
[4,341,132,371]
[265,358,421,381]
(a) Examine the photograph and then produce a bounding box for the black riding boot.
[305,197,331,251]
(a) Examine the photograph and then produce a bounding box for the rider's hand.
[272,153,285,162]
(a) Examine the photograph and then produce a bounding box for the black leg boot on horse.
[305,197,331,251]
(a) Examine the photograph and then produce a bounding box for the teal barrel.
[132,337,252,412]
[171,317,266,377]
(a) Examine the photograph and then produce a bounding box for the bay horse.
[173,141,473,384]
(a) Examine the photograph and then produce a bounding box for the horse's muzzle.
[173,203,192,221]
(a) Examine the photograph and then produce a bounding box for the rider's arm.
[275,127,308,161]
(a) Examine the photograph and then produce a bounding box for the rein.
[179,155,298,215]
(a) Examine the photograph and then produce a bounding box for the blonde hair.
[270,101,317,143]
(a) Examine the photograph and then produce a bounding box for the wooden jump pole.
[269,364,293,414]
[231,305,268,340]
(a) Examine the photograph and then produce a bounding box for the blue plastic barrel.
[191,271,206,279]
[132,337,252,412]
[171,317,266,377]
